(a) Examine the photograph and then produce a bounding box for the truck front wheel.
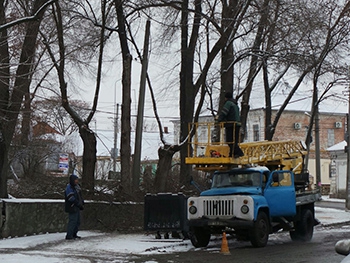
[250,211,269,247]
[290,208,314,242]
[190,227,211,248]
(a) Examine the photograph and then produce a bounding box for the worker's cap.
[69,174,79,185]
[70,174,79,180]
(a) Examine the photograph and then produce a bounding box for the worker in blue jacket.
[65,174,84,240]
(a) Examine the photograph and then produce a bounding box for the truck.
[144,121,321,248]
[186,121,322,248]
[187,165,321,248]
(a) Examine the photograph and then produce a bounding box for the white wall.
[307,158,331,186]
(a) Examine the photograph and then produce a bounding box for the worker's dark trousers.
[226,126,243,157]
[66,211,81,238]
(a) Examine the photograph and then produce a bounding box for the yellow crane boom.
[185,122,307,173]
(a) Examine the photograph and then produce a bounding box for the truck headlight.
[189,206,197,214]
[241,205,249,214]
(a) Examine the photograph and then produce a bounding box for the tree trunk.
[263,60,272,140]
[115,0,132,192]
[21,92,31,146]
[154,145,180,192]
[79,125,97,194]
[220,0,234,104]
[179,0,202,188]
[0,126,7,198]
[0,0,10,198]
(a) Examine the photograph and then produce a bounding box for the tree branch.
[0,0,57,32]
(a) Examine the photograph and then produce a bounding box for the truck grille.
[203,199,234,217]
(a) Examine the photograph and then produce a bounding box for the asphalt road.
[131,201,350,263]
[132,226,350,263]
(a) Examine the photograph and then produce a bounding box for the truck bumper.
[188,218,254,229]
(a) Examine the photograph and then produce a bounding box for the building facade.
[247,109,347,190]
[327,141,348,198]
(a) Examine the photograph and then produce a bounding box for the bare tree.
[131,0,254,191]
[43,0,108,194]
[0,0,55,198]
[239,0,270,140]
[258,0,350,142]
[303,1,350,161]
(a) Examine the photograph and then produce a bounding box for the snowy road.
[0,206,349,262]
[0,231,196,263]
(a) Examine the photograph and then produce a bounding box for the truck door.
[263,171,296,217]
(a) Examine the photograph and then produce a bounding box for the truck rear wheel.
[290,208,314,241]
[190,227,211,248]
[250,211,269,247]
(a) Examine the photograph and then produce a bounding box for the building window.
[253,124,259,141]
[327,129,335,147]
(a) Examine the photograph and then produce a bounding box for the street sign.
[59,153,69,174]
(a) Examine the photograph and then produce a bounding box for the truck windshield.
[212,172,262,188]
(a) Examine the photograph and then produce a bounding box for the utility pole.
[311,83,321,191]
[315,102,321,190]
[132,20,150,190]
[113,103,119,173]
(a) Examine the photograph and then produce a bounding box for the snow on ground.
[0,231,196,263]
[316,196,350,226]
[0,196,350,262]
[316,206,350,226]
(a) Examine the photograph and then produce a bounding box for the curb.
[317,220,350,228]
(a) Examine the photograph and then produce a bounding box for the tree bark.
[21,92,31,146]
[0,0,10,198]
[220,0,234,106]
[179,0,201,188]
[0,125,7,198]
[79,125,97,192]
[115,0,132,191]
[154,144,180,192]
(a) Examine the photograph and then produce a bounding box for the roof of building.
[327,140,347,152]
[33,122,62,137]
[95,130,174,160]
